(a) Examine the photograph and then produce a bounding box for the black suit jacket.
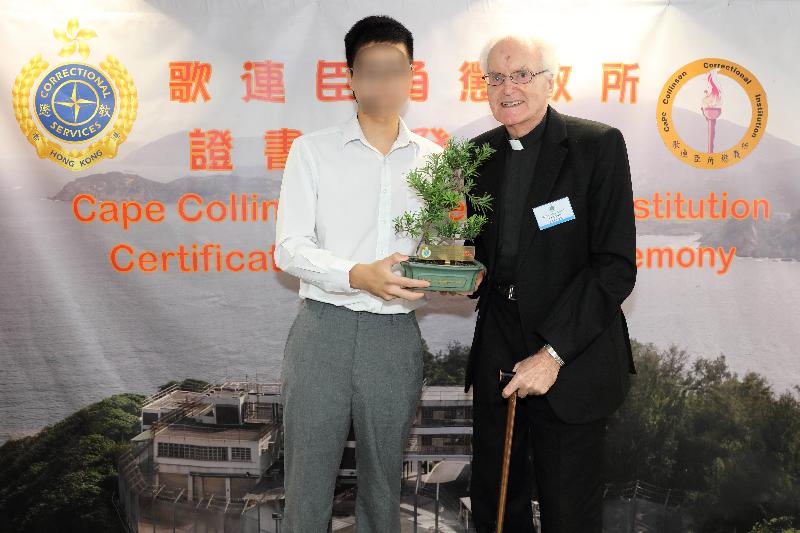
[464,104,637,424]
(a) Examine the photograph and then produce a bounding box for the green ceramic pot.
[399,258,486,292]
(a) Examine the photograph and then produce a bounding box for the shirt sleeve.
[274,135,361,294]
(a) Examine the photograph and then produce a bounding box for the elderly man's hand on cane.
[501,346,561,398]
[495,350,560,532]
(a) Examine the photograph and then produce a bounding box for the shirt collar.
[340,113,415,151]
[506,107,548,150]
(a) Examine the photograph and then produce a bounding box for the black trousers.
[469,285,607,533]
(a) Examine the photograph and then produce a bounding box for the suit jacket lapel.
[513,105,568,280]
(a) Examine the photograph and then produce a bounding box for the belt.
[492,281,518,301]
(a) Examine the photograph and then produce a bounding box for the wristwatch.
[543,343,565,366]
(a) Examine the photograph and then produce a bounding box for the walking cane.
[496,369,518,533]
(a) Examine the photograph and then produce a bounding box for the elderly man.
[463,35,637,532]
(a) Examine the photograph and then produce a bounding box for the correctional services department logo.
[656,58,767,169]
[11,18,137,171]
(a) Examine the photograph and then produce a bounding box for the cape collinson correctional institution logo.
[11,18,137,171]
[656,58,767,169]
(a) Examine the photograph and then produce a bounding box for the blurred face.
[346,42,413,114]
[485,38,554,133]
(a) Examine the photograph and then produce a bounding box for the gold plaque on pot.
[418,244,476,262]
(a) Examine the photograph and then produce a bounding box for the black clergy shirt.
[493,108,549,283]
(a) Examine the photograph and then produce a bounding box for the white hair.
[479,34,560,80]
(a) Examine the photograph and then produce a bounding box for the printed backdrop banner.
[0,0,797,443]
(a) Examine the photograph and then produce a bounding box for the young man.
[274,15,445,532]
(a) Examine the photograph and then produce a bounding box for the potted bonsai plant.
[393,137,496,292]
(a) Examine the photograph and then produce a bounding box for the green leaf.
[395,137,496,246]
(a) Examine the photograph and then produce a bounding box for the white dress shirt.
[274,113,444,314]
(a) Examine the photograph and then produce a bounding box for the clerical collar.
[506,109,548,150]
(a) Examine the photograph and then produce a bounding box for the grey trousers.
[280,297,425,532]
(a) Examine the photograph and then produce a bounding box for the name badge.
[532,197,575,230]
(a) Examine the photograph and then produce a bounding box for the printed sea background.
[1,191,798,444]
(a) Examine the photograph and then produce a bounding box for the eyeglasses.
[348,64,414,83]
[482,68,549,87]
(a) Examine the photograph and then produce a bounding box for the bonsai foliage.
[393,138,495,252]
